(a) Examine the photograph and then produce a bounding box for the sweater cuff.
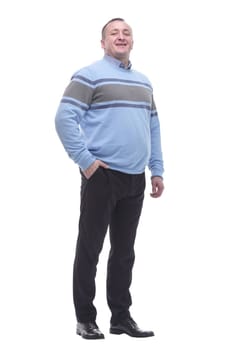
[78,152,96,171]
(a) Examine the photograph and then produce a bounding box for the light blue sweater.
[55,55,164,177]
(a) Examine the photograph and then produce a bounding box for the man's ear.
[101,39,105,49]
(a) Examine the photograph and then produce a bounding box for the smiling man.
[55,18,164,340]
[101,18,133,66]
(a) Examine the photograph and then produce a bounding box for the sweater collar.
[104,54,132,70]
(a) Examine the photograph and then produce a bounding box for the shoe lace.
[127,317,138,328]
[86,322,98,331]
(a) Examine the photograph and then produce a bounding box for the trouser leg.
[107,173,145,325]
[73,168,112,322]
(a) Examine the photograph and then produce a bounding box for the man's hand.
[83,160,109,179]
[150,176,164,198]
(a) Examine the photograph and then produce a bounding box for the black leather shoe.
[110,317,154,338]
[76,322,104,339]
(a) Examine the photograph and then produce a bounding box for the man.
[55,18,164,340]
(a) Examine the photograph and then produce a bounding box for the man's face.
[101,20,133,62]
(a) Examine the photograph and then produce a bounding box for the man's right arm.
[55,102,96,170]
[55,73,96,171]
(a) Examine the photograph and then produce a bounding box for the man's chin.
[115,52,129,60]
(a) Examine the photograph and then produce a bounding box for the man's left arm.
[148,109,164,198]
[150,176,164,198]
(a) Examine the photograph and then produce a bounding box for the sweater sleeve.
[55,72,96,170]
[148,101,164,177]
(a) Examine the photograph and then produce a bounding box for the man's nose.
[118,31,124,39]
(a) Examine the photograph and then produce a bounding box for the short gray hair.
[101,18,125,39]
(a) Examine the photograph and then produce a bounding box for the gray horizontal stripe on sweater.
[63,81,152,106]
[63,81,93,105]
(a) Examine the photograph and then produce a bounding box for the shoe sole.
[110,328,154,338]
[110,328,124,335]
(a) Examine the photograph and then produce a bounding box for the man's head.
[101,18,134,66]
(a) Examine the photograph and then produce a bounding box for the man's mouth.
[115,43,127,47]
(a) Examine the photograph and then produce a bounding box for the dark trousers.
[73,168,145,325]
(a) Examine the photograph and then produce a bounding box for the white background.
[1,0,233,349]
